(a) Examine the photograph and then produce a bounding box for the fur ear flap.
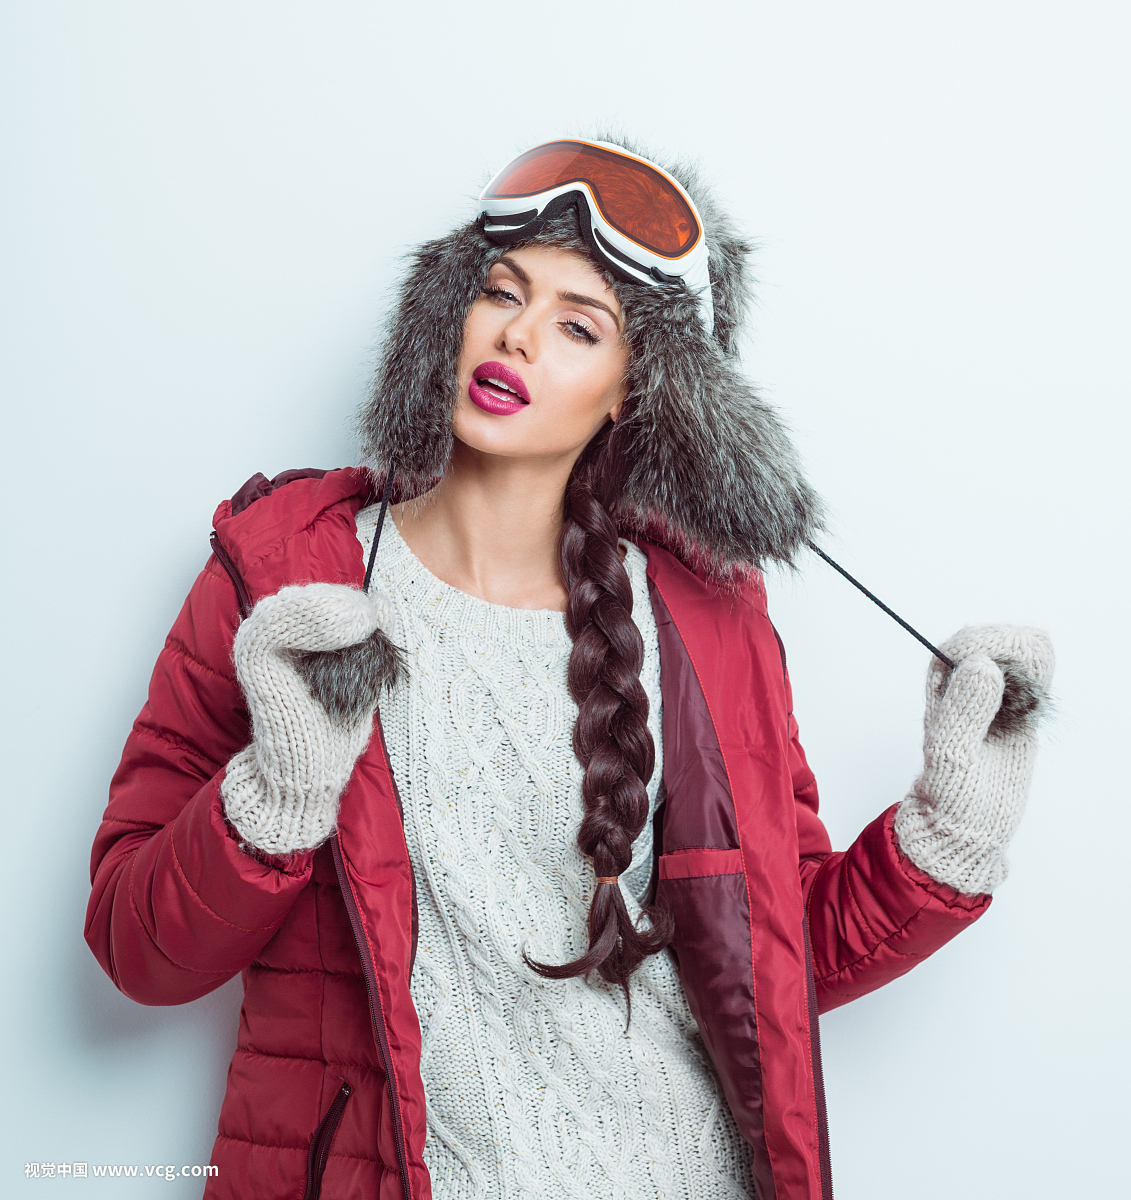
[616,285,824,574]
[358,223,499,494]
[291,629,406,722]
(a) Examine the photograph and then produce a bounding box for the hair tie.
[596,876,619,885]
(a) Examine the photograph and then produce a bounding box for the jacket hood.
[357,136,825,578]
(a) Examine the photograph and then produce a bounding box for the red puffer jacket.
[85,468,990,1200]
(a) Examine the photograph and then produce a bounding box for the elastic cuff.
[892,803,1002,897]
[229,834,318,875]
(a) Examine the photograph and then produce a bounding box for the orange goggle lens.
[483,141,700,259]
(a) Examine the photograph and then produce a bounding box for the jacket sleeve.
[788,694,991,1014]
[83,557,315,1006]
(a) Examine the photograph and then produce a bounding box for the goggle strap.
[484,208,538,228]
[591,227,654,284]
[483,191,581,246]
[484,191,662,288]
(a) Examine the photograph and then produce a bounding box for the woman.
[84,138,1053,1200]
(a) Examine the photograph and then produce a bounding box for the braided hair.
[525,419,674,1001]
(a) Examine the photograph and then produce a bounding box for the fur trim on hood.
[357,137,824,577]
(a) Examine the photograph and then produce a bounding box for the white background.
[2,2,1128,1195]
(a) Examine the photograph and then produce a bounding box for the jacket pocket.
[658,847,743,880]
[302,1080,352,1200]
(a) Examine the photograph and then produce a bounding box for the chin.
[451,407,533,459]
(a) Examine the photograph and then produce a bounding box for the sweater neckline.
[368,511,573,650]
[360,506,651,653]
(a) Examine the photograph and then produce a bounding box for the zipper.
[802,915,834,1200]
[209,532,253,619]
[302,1080,352,1200]
[331,835,412,1200]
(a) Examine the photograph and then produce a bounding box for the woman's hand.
[221,582,399,856]
[893,624,1055,895]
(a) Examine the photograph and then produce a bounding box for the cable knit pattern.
[220,582,390,855]
[894,624,1054,895]
[357,505,755,1200]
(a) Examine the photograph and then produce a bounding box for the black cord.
[363,463,397,594]
[807,542,955,669]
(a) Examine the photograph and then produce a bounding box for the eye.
[561,318,599,345]
[482,284,520,305]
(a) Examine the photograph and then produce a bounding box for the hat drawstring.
[363,463,397,594]
[808,543,956,669]
[360,482,952,668]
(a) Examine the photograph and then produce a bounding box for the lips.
[468,361,530,416]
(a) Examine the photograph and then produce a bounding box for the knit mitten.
[893,624,1054,895]
[221,582,401,856]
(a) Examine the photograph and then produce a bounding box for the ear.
[608,392,625,425]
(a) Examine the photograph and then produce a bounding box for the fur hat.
[357,136,824,578]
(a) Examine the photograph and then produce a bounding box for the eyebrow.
[495,255,622,331]
[558,290,622,331]
[497,255,531,284]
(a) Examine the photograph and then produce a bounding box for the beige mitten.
[893,624,1054,895]
[221,582,401,855]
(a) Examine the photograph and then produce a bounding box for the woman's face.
[453,245,629,465]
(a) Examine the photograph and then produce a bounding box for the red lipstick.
[468,361,530,416]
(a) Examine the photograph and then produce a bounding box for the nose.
[498,307,538,362]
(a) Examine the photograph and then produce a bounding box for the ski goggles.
[479,138,714,336]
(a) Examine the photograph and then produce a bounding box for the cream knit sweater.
[356,504,755,1200]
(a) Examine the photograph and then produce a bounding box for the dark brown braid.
[526,421,674,1005]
